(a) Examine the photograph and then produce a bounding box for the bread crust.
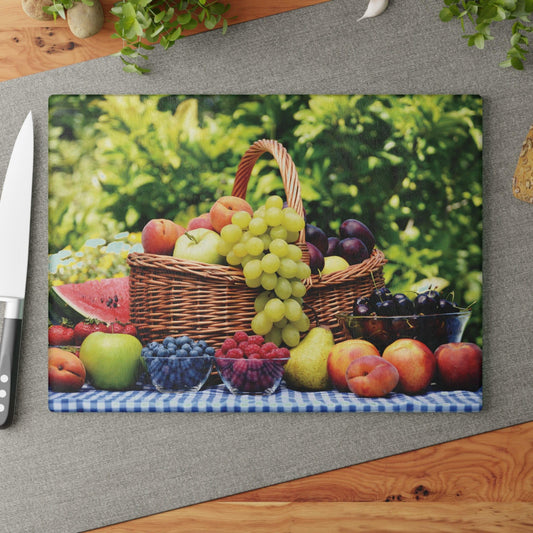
[513,125,533,203]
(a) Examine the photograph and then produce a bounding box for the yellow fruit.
[321,255,350,275]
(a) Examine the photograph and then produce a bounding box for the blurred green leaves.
[49,94,482,343]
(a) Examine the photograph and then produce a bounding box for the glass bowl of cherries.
[337,287,471,352]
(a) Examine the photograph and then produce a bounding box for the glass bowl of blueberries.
[141,335,215,393]
[337,287,472,352]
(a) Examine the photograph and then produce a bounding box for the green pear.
[284,327,335,391]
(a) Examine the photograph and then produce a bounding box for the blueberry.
[147,341,159,350]
[197,340,208,349]
[166,343,177,355]
[176,349,187,357]
[155,346,170,358]
[190,348,202,357]
[182,343,192,352]
[205,347,215,356]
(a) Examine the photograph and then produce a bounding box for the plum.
[326,237,340,256]
[339,219,375,252]
[306,242,325,274]
[305,224,329,256]
[336,237,369,265]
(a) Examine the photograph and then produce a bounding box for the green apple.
[79,332,143,390]
[173,228,224,264]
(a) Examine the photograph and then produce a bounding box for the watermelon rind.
[49,277,130,325]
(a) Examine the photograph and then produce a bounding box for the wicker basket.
[127,139,387,346]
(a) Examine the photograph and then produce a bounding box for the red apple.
[327,339,380,391]
[435,342,482,391]
[382,339,436,395]
[48,347,86,392]
[346,355,399,397]
[209,196,253,233]
[187,213,215,231]
[141,218,185,255]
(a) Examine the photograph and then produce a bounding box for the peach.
[209,196,253,233]
[382,339,436,395]
[346,355,399,397]
[187,213,215,232]
[48,347,86,392]
[327,339,380,391]
[141,218,185,255]
[435,342,482,391]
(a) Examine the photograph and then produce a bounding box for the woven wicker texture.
[128,139,387,345]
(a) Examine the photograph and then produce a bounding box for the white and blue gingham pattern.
[49,383,482,413]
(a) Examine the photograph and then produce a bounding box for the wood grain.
[0,0,331,81]
[90,421,533,532]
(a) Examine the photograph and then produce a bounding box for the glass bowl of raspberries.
[214,331,290,395]
[141,335,215,393]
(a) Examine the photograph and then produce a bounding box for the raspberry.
[260,342,277,356]
[238,341,250,350]
[221,338,237,353]
[233,331,249,343]
[248,335,264,346]
[226,348,244,359]
[215,349,225,358]
[243,343,260,358]
[268,347,290,360]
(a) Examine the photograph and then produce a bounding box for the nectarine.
[210,196,253,233]
[327,339,380,391]
[187,213,215,232]
[435,342,482,391]
[48,347,86,392]
[382,338,436,395]
[346,355,399,397]
[141,219,185,255]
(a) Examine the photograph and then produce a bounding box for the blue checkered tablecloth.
[49,382,482,413]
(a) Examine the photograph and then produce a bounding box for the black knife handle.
[0,305,23,428]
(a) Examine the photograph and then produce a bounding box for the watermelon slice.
[49,277,130,324]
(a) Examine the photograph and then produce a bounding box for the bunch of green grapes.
[216,195,311,347]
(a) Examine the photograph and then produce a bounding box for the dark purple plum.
[326,237,340,256]
[305,224,328,256]
[339,219,375,252]
[335,237,369,265]
[306,242,325,274]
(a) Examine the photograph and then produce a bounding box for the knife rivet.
[0,405,4,412]
[0,375,8,383]
[0,390,5,398]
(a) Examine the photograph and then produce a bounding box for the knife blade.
[0,112,34,428]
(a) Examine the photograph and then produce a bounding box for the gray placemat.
[1,1,532,531]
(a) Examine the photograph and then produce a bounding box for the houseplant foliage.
[440,0,533,70]
[44,0,231,73]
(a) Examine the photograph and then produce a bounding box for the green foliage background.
[48,94,483,344]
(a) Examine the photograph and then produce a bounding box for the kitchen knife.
[0,112,34,429]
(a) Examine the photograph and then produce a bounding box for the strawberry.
[73,320,108,345]
[123,324,138,337]
[48,323,74,346]
[107,322,125,334]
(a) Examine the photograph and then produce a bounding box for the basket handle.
[232,139,306,244]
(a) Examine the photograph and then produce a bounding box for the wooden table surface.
[2,1,532,531]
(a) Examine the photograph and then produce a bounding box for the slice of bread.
[513,124,533,203]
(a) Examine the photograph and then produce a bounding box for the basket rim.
[127,248,387,285]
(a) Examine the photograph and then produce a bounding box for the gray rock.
[67,0,104,39]
[21,0,54,21]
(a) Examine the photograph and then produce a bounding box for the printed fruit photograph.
[48,94,482,413]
